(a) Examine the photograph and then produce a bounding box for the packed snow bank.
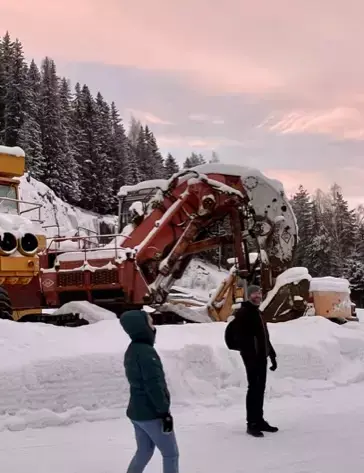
[0,310,364,431]
[18,174,116,238]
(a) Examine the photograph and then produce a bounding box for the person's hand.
[161,413,174,433]
[269,356,277,371]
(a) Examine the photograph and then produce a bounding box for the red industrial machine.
[36,164,299,323]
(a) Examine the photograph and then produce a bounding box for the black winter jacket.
[233,301,276,360]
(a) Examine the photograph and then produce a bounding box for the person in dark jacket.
[234,285,278,437]
[120,309,179,473]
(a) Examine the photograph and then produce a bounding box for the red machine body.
[38,165,298,316]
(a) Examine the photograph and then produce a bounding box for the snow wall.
[18,174,116,237]
[0,311,364,432]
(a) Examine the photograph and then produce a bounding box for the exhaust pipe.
[18,233,39,256]
[0,232,18,255]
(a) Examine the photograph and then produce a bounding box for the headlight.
[0,232,18,255]
[18,233,39,256]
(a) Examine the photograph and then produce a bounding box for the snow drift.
[18,174,116,238]
[0,310,363,432]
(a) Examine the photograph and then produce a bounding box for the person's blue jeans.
[127,418,179,473]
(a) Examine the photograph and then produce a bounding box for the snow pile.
[310,277,350,293]
[0,145,25,157]
[18,174,116,239]
[52,301,117,324]
[0,213,42,239]
[0,310,364,431]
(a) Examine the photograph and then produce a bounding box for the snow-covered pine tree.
[3,38,27,146]
[39,57,72,200]
[134,126,149,181]
[144,125,165,179]
[344,257,364,288]
[58,77,81,203]
[0,36,4,136]
[354,205,364,259]
[0,33,12,142]
[308,194,336,277]
[291,186,314,269]
[93,92,114,213]
[0,34,27,146]
[110,102,129,206]
[183,152,205,168]
[164,153,179,178]
[72,87,114,213]
[209,151,220,163]
[124,140,142,185]
[128,116,142,149]
[18,60,46,180]
[73,84,95,210]
[328,184,357,276]
[70,82,89,188]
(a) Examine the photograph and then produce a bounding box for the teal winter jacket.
[120,310,171,421]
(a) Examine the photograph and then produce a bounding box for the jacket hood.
[120,310,156,345]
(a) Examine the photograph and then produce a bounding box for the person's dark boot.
[258,420,279,433]
[247,423,264,437]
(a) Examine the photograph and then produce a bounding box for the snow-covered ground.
[0,310,364,471]
[2,174,364,470]
[1,384,364,473]
[0,310,364,432]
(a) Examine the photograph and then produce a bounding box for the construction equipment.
[38,163,299,323]
[1,146,356,326]
[0,145,46,320]
[0,145,86,326]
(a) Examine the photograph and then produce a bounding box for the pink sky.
[1,0,364,205]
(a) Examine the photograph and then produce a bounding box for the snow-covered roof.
[193,163,284,194]
[310,277,350,294]
[0,145,25,158]
[118,179,169,197]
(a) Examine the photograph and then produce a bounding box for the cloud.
[188,114,224,125]
[260,107,364,140]
[264,167,364,209]
[0,0,285,94]
[4,0,364,99]
[3,0,364,206]
[157,135,245,149]
[125,109,173,125]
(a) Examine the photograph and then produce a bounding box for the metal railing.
[0,196,43,222]
[45,232,131,262]
[43,225,102,251]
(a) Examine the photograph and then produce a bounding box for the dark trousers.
[240,353,267,425]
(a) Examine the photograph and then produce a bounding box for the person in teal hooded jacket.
[120,309,179,473]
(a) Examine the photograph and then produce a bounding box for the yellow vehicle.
[0,145,46,321]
